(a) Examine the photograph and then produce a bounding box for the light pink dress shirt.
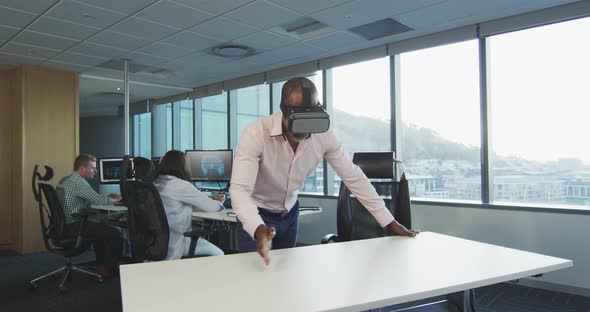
[229,112,395,238]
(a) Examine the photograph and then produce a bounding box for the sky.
[330,17,590,164]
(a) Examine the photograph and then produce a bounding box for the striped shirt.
[57,172,111,223]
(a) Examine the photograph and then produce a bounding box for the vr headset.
[280,80,330,135]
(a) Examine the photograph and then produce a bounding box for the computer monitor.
[98,157,134,184]
[185,150,233,182]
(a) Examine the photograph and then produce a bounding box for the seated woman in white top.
[153,150,224,260]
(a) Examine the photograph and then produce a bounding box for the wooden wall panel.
[0,70,14,247]
[20,66,79,253]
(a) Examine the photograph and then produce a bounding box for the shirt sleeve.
[173,180,224,212]
[229,124,266,239]
[322,129,395,227]
[77,178,111,206]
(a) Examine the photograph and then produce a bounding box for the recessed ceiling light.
[116,87,121,91]
[210,45,254,58]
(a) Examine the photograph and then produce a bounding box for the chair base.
[29,257,103,293]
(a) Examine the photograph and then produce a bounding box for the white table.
[119,232,572,312]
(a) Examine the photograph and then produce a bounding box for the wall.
[298,196,590,296]
[0,70,14,247]
[79,115,124,192]
[0,65,79,253]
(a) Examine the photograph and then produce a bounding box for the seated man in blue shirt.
[57,154,123,277]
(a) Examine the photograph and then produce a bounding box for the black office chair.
[120,156,205,261]
[30,165,103,293]
[322,152,411,243]
[321,152,475,312]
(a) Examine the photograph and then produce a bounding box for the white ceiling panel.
[124,51,170,66]
[44,60,93,73]
[0,7,36,28]
[0,52,45,65]
[46,0,127,29]
[223,0,303,29]
[88,30,151,50]
[162,31,223,51]
[0,42,61,59]
[0,0,56,14]
[245,43,325,65]
[110,17,180,41]
[29,17,101,41]
[233,30,295,52]
[303,31,367,51]
[51,52,109,67]
[188,17,258,42]
[0,25,18,41]
[311,1,378,30]
[166,51,228,67]
[395,1,473,29]
[135,1,214,29]
[267,0,354,15]
[13,31,79,51]
[68,42,129,58]
[75,0,158,15]
[137,42,194,59]
[360,0,447,16]
[172,0,254,15]
[82,67,126,79]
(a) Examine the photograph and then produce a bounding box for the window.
[399,40,481,201]
[197,92,228,150]
[488,17,590,207]
[132,112,151,158]
[175,99,194,152]
[152,103,172,157]
[271,72,324,194]
[327,58,391,195]
[230,84,270,148]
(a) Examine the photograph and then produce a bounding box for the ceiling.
[0,0,580,116]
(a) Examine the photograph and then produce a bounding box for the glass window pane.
[489,17,590,207]
[133,112,151,158]
[202,92,227,112]
[400,40,481,201]
[233,84,270,148]
[327,58,391,195]
[152,103,172,157]
[165,103,172,152]
[202,111,227,150]
[178,99,194,152]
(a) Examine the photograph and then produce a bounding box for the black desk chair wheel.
[30,165,103,293]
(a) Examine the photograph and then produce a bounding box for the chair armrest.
[183,230,208,258]
[299,206,321,211]
[321,234,339,244]
[71,208,97,219]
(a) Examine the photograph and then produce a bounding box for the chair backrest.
[120,156,170,262]
[32,165,67,251]
[336,152,412,242]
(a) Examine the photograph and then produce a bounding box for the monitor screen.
[185,150,232,182]
[99,157,134,184]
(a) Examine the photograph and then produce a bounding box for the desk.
[90,204,127,213]
[119,232,572,312]
[191,207,322,223]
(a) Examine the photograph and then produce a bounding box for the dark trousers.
[236,201,300,252]
[64,221,122,269]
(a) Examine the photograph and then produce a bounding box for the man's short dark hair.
[74,154,96,170]
[281,77,318,103]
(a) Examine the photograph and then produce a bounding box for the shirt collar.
[270,112,284,137]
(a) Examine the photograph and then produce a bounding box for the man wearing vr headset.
[230,77,416,265]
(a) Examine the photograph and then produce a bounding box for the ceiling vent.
[209,44,254,58]
[348,18,413,40]
[271,17,335,40]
